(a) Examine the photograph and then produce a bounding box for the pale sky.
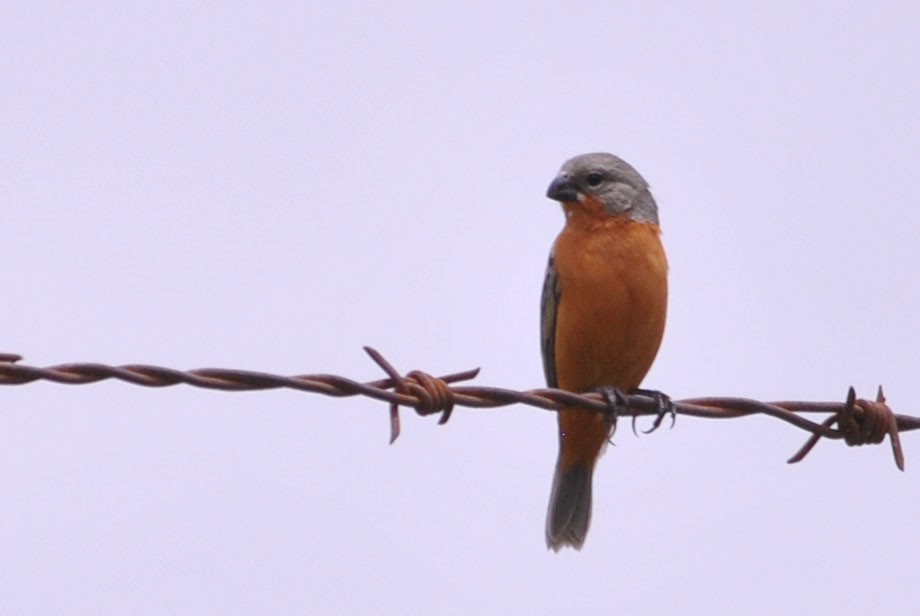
[2,2,919,614]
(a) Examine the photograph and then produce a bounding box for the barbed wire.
[0,348,913,470]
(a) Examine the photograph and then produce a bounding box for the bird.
[541,152,668,551]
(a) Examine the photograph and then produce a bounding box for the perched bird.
[541,153,668,551]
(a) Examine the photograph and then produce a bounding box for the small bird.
[541,153,668,551]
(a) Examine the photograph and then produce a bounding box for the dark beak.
[546,176,579,203]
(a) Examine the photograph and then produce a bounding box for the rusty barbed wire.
[0,348,914,469]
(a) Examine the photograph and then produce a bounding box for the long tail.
[545,459,594,551]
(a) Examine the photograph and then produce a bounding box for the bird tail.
[545,459,594,551]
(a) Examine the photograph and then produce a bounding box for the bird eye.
[586,173,603,187]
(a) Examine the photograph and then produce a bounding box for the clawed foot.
[631,388,676,433]
[594,386,675,441]
[595,386,628,443]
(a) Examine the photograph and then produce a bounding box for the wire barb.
[0,349,914,468]
[362,347,474,444]
[787,386,905,470]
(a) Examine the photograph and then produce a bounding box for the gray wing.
[540,250,561,388]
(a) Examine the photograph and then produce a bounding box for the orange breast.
[552,212,668,467]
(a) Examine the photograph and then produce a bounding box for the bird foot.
[594,386,628,443]
[631,388,676,433]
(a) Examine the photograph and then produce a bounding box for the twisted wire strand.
[0,348,913,469]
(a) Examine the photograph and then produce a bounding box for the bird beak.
[546,176,579,203]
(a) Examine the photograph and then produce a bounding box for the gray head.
[545,152,659,224]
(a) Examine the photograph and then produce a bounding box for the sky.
[2,2,919,614]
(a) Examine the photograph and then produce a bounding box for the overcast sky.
[2,2,919,614]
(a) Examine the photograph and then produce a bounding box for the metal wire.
[0,347,913,469]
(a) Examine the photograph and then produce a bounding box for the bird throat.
[562,196,621,231]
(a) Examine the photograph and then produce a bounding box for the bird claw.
[632,388,676,433]
[595,386,627,443]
